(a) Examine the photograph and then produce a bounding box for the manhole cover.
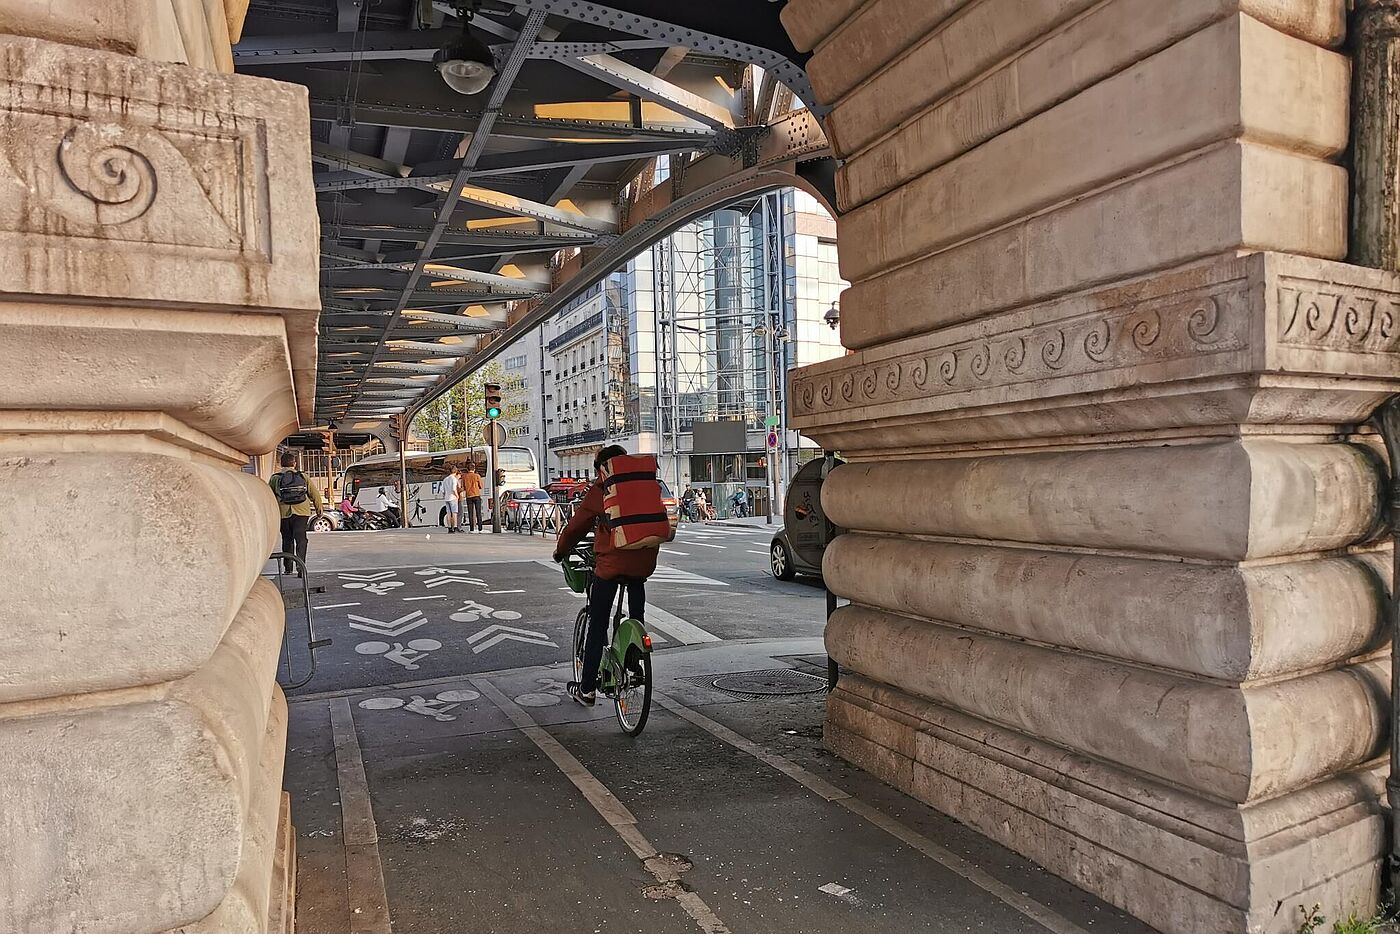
[706,669,828,697]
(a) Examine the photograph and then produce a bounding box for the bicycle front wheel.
[614,650,652,736]
[572,606,589,684]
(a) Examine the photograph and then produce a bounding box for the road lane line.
[473,679,734,934]
[676,540,726,549]
[401,595,447,601]
[328,699,392,934]
[645,605,721,645]
[653,692,1093,934]
[484,589,525,594]
[661,548,689,556]
[316,602,361,609]
[745,550,767,556]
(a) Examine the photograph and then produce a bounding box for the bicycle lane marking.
[651,692,1091,934]
[472,678,734,934]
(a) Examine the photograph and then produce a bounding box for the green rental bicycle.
[560,544,654,735]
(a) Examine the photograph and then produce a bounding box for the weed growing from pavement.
[1296,901,1399,934]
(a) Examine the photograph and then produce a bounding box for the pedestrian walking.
[269,451,325,576]
[443,465,462,533]
[462,462,485,533]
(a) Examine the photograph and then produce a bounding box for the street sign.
[483,421,506,447]
[765,415,781,428]
[766,429,779,448]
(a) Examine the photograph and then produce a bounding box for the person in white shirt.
[374,486,401,527]
[443,466,463,533]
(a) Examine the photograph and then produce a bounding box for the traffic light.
[484,382,503,420]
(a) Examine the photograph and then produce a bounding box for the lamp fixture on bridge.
[824,301,840,330]
[435,4,495,95]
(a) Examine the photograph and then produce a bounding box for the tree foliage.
[411,361,505,452]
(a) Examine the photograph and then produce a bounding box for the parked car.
[309,511,339,533]
[658,479,680,533]
[503,488,554,528]
[769,526,821,581]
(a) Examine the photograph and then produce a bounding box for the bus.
[341,445,541,528]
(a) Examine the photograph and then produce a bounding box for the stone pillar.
[0,4,318,933]
[783,2,1399,930]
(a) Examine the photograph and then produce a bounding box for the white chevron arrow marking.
[423,575,487,589]
[466,624,557,655]
[338,571,397,582]
[347,610,427,637]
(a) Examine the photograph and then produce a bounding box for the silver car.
[769,526,821,581]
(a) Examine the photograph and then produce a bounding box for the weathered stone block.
[827,605,1388,801]
[0,450,278,703]
[0,33,319,425]
[837,0,1349,210]
[791,253,1397,451]
[0,0,238,69]
[836,142,1345,349]
[0,579,284,933]
[823,440,1385,560]
[826,534,1388,679]
[828,677,1384,933]
[837,16,1349,281]
[168,688,289,934]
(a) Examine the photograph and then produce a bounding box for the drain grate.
[684,668,829,698]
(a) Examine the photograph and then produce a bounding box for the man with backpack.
[269,451,326,576]
[553,445,674,706]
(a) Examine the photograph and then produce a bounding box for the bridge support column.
[786,2,1399,930]
[0,5,318,932]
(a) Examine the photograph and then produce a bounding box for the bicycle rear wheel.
[614,650,651,736]
[572,606,589,684]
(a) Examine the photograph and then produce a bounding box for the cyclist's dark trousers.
[581,576,645,693]
[466,495,484,531]
[280,515,309,574]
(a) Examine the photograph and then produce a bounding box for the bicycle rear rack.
[266,551,332,690]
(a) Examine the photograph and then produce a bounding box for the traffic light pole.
[484,382,503,534]
[490,419,501,534]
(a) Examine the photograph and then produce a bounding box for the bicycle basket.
[561,554,590,593]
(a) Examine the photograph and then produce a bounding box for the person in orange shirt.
[461,462,485,533]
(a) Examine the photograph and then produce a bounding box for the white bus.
[341,445,541,528]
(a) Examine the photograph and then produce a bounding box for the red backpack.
[598,454,674,550]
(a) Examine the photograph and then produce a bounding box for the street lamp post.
[755,319,790,525]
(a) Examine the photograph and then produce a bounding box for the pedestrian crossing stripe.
[650,566,729,587]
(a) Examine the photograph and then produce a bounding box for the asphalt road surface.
[278,521,1151,934]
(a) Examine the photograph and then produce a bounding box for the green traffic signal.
[487,406,502,419]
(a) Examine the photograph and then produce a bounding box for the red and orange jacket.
[554,481,659,581]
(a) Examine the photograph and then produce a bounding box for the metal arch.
[509,0,828,119]
[406,161,818,422]
[339,9,550,420]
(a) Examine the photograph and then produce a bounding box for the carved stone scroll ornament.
[57,123,157,225]
[0,116,242,251]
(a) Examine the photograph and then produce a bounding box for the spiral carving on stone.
[1003,337,1027,374]
[1130,310,1162,351]
[937,353,957,384]
[910,358,929,389]
[840,373,856,402]
[820,380,835,406]
[885,363,902,392]
[1082,321,1111,362]
[861,370,878,398]
[969,343,991,380]
[1040,329,1067,370]
[1304,298,1337,337]
[1186,297,1222,345]
[1343,300,1372,338]
[798,380,815,410]
[58,124,157,225]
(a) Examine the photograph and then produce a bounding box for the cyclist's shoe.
[566,681,596,706]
